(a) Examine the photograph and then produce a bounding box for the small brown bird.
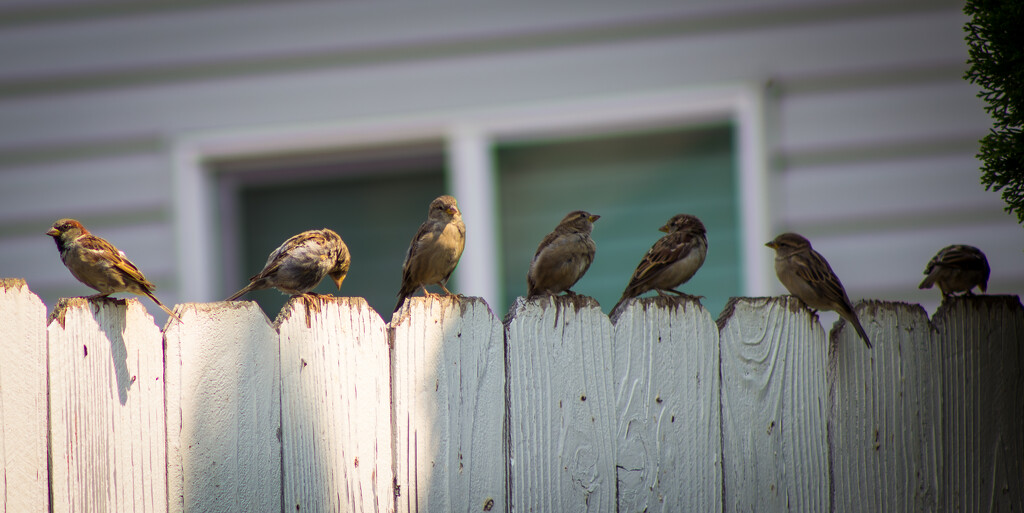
[919,244,990,298]
[227,228,350,301]
[526,210,600,297]
[394,195,466,312]
[46,218,182,322]
[612,214,708,313]
[766,232,871,348]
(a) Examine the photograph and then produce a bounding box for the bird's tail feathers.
[143,290,183,323]
[610,294,632,317]
[393,292,410,313]
[918,274,936,290]
[226,282,258,301]
[394,281,418,313]
[849,315,872,349]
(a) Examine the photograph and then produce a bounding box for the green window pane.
[496,123,740,317]
[223,150,446,319]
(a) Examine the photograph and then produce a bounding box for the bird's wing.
[790,249,851,306]
[531,229,567,263]
[254,230,327,281]
[627,230,702,289]
[77,235,154,289]
[934,245,987,271]
[399,220,440,284]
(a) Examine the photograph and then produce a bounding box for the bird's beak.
[588,214,600,222]
[331,274,345,290]
[46,228,60,237]
[765,241,776,249]
[658,224,670,233]
[446,205,459,215]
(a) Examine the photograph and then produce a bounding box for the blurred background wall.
[0,0,1019,324]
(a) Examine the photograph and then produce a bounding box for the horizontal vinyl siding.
[777,80,987,155]
[0,151,170,226]
[805,222,1024,316]
[771,45,1020,318]
[0,0,960,85]
[0,5,965,153]
[0,0,1017,321]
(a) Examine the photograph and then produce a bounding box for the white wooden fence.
[1,277,1022,513]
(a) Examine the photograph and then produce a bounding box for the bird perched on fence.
[46,218,182,322]
[612,213,708,314]
[526,210,600,297]
[394,195,466,312]
[226,228,350,301]
[765,232,871,348]
[919,244,990,298]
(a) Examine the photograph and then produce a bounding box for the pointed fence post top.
[46,296,160,331]
[390,295,496,327]
[610,295,714,326]
[165,300,273,335]
[1,277,29,291]
[829,299,931,347]
[716,295,811,331]
[0,277,46,326]
[273,295,385,331]
[505,294,608,326]
[932,294,1024,325]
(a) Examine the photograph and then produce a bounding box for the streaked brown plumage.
[919,244,990,297]
[527,210,599,297]
[766,232,871,348]
[612,213,707,313]
[226,228,350,301]
[394,195,466,312]
[46,218,182,323]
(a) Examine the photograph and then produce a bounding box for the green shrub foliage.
[964,0,1024,223]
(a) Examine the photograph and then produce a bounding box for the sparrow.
[46,218,182,322]
[612,213,708,313]
[918,244,990,297]
[393,195,466,312]
[766,232,871,348]
[226,228,350,301]
[526,210,600,297]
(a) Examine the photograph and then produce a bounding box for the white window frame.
[172,85,771,310]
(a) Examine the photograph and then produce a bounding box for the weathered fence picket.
[505,296,617,513]
[828,301,941,513]
[717,296,830,513]
[277,296,393,513]
[934,295,1024,513]
[612,297,722,513]
[391,296,505,513]
[1,279,1022,512]
[0,279,48,513]
[47,297,166,513]
[164,302,281,513]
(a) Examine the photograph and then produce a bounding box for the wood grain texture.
[46,297,166,513]
[164,301,281,513]
[717,296,829,512]
[612,297,722,513]
[277,296,393,513]
[505,295,616,513]
[0,279,48,513]
[933,295,1024,513]
[390,296,505,513]
[828,301,940,512]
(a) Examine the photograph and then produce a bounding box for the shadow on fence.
[1,277,1021,512]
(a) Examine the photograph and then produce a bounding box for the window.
[213,143,446,317]
[496,123,739,316]
[175,87,769,320]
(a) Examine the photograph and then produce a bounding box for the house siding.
[0,0,1017,320]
